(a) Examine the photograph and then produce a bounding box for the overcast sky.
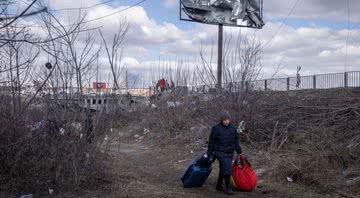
[17,0,360,86]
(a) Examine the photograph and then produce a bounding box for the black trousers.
[216,152,233,177]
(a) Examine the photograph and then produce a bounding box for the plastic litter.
[167,101,181,108]
[59,128,65,136]
[143,128,150,134]
[237,120,245,134]
[287,176,293,183]
[19,195,33,198]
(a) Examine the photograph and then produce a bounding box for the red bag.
[232,154,257,191]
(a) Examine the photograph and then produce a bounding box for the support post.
[217,24,223,89]
[286,77,290,91]
[344,72,348,88]
[313,75,316,89]
[264,80,267,91]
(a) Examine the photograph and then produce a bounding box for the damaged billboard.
[180,0,264,28]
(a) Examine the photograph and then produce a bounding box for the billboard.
[180,0,264,28]
[93,82,107,89]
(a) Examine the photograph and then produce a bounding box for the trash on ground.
[287,176,294,183]
[19,194,33,198]
[143,128,150,134]
[59,128,65,136]
[167,101,181,108]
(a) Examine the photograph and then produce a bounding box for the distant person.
[170,80,175,90]
[84,113,94,143]
[207,110,242,195]
[166,80,170,91]
[156,79,166,92]
[126,92,134,105]
[45,119,60,138]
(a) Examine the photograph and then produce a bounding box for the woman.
[207,110,242,195]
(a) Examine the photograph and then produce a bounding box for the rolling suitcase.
[181,153,212,188]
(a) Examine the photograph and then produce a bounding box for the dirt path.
[107,140,294,198]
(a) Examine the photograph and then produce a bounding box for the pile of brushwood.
[142,88,360,196]
[0,95,116,196]
[243,89,360,196]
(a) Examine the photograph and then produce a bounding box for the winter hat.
[219,110,231,121]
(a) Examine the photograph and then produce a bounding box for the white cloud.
[84,5,185,46]
[44,1,185,47]
[163,0,178,7]
[122,57,141,68]
[265,0,360,22]
[11,0,360,86]
[154,18,360,78]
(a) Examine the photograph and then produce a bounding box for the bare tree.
[194,30,262,91]
[99,21,128,90]
[0,21,40,115]
[43,13,101,97]
[0,1,123,194]
[223,31,262,91]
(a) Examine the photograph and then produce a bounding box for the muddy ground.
[90,127,342,198]
[3,125,346,198]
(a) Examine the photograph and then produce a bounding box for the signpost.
[180,0,264,88]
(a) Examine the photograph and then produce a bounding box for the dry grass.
[0,96,115,195]
[138,89,360,197]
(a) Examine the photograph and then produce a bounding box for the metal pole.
[344,72,348,88]
[287,77,290,91]
[264,80,267,91]
[217,24,223,89]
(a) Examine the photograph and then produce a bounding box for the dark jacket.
[207,123,242,156]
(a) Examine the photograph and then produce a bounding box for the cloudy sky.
[17,0,360,86]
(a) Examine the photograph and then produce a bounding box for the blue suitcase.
[181,154,212,188]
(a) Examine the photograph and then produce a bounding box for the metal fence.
[187,71,360,93]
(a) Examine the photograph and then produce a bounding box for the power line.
[21,0,147,29]
[80,0,146,25]
[49,0,116,12]
[261,0,301,50]
[0,7,47,21]
[1,0,39,29]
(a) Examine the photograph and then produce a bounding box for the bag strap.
[236,154,249,169]
[242,154,251,168]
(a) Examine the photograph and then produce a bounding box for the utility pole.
[217,24,223,89]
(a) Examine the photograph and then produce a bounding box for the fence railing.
[186,71,360,93]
